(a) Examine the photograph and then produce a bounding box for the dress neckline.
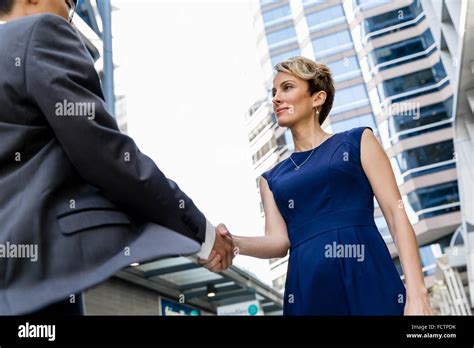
[291,132,340,155]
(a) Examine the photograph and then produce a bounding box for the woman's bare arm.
[231,177,290,259]
[360,128,431,314]
[199,176,290,273]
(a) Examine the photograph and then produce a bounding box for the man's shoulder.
[30,13,71,28]
[2,13,69,35]
[17,13,67,25]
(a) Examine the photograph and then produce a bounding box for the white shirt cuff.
[195,220,215,260]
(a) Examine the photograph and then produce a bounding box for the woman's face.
[272,71,323,128]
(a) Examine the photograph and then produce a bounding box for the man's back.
[0,14,205,314]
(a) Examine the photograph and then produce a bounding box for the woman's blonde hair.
[274,56,335,125]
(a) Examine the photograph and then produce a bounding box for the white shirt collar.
[0,20,5,24]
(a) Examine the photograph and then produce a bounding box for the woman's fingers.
[205,253,222,270]
[216,224,234,269]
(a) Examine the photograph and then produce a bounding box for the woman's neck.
[290,121,328,152]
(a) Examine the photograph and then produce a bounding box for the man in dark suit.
[0,0,234,315]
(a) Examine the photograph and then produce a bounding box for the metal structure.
[432,255,472,315]
[116,257,283,315]
[75,0,116,116]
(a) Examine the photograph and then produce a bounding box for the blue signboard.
[160,298,201,316]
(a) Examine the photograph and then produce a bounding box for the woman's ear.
[312,90,327,108]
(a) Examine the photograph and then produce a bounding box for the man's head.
[0,0,76,22]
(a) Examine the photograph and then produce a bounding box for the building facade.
[420,0,474,312]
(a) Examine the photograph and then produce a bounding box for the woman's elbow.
[275,249,289,258]
[263,231,290,258]
[274,240,290,258]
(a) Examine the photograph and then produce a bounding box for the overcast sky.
[112,0,273,283]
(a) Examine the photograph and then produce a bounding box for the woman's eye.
[284,85,293,90]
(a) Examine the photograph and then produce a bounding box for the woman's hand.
[198,224,235,273]
[404,291,433,315]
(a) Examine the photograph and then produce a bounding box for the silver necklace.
[290,133,330,171]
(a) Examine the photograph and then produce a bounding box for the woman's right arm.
[232,176,290,259]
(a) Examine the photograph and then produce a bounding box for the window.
[248,114,274,142]
[270,48,301,66]
[419,243,443,276]
[378,61,447,100]
[273,274,287,290]
[395,140,455,179]
[276,131,289,149]
[363,1,423,36]
[253,137,278,164]
[306,5,344,28]
[283,129,294,152]
[375,215,391,242]
[327,56,361,82]
[386,97,453,142]
[331,84,370,114]
[331,114,376,133]
[260,0,278,5]
[262,4,291,23]
[333,84,369,108]
[369,29,435,70]
[266,26,297,46]
[312,30,352,58]
[407,181,460,219]
[355,0,391,8]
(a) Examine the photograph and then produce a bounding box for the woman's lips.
[276,107,289,114]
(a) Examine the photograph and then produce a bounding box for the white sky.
[111,0,274,284]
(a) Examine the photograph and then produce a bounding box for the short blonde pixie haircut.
[275,56,335,125]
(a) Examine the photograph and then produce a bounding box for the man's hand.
[199,223,234,272]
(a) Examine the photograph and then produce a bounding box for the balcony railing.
[380,76,450,107]
[264,14,293,28]
[363,12,426,45]
[388,118,453,145]
[369,42,438,76]
[415,201,461,217]
[400,159,456,180]
[307,16,346,34]
[331,97,370,115]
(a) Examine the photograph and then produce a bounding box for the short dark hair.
[0,0,14,15]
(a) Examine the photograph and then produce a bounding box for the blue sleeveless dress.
[262,127,406,316]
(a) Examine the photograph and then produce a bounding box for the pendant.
[295,166,300,171]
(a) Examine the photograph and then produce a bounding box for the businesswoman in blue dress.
[201,56,432,316]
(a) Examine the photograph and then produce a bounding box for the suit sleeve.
[24,14,206,244]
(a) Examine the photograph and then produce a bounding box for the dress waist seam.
[288,208,376,250]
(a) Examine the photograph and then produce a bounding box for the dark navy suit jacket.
[0,14,206,314]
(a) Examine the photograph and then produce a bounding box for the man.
[0,0,233,315]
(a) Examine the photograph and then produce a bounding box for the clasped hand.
[198,223,235,272]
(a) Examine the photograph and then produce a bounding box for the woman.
[202,56,432,316]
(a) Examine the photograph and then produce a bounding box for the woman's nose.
[272,94,281,105]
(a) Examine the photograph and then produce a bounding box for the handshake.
[198,223,236,273]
